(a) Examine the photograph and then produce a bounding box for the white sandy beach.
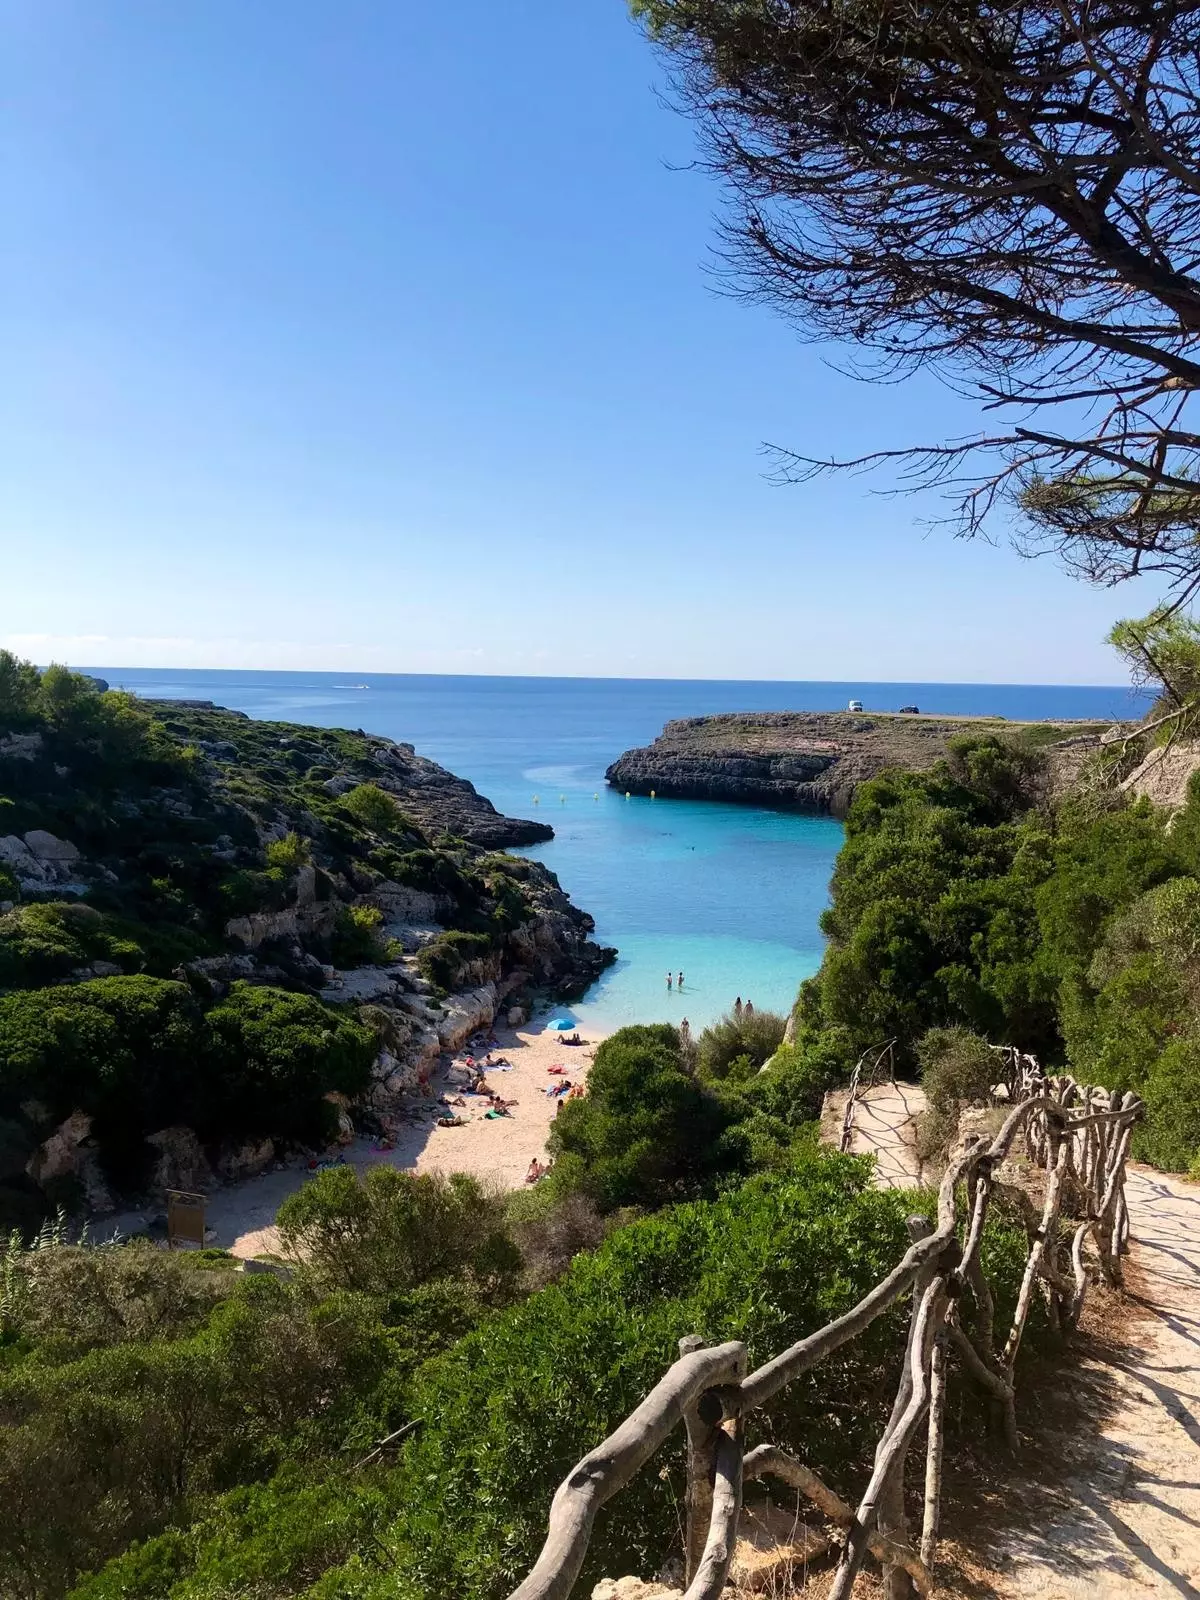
[106,1017,605,1260]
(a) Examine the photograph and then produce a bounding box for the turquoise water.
[91,670,1151,1032]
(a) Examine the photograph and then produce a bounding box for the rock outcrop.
[607,710,1115,819]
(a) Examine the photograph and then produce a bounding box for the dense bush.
[275,1166,522,1303]
[340,784,407,835]
[202,982,376,1149]
[695,1007,787,1082]
[801,735,1200,1170]
[547,1024,744,1210]
[0,977,376,1184]
[415,929,494,991]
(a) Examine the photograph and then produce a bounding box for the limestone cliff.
[606,710,1115,819]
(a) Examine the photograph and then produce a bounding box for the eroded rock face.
[607,710,1119,819]
[217,1138,276,1182]
[27,1112,113,1212]
[1121,738,1200,812]
[0,732,43,761]
[146,1126,214,1197]
[0,831,86,891]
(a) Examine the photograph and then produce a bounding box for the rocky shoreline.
[606,709,1115,818]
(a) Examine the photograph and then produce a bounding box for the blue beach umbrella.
[552,1018,575,1030]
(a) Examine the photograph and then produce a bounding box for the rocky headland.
[0,675,613,1225]
[606,709,1116,818]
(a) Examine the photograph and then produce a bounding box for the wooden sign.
[166,1190,207,1249]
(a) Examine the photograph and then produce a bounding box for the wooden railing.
[508,1068,1140,1600]
[839,1039,898,1153]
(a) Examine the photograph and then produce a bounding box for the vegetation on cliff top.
[0,657,602,1225]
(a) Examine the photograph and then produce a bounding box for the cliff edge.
[606,710,1115,818]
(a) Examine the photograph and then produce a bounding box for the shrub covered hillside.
[0,658,612,1224]
[780,703,1200,1172]
[18,1143,1042,1600]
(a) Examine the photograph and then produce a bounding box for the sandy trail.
[821,1083,1200,1594]
[104,1018,604,1259]
[979,1166,1200,1599]
[821,1081,928,1189]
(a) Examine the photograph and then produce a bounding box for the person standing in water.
[734,996,743,1020]
[677,971,684,991]
[666,971,673,991]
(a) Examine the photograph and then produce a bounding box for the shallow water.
[94,670,1150,1033]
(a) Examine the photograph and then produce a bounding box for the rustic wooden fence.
[508,1067,1140,1600]
[839,1039,898,1153]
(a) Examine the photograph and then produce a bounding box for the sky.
[1,1,1170,685]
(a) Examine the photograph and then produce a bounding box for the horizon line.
[78,664,1146,694]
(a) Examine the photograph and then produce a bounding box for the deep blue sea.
[90,671,1152,1033]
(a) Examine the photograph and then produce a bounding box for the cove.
[97,669,1146,1034]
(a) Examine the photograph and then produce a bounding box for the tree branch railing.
[839,1038,898,1153]
[508,1068,1141,1600]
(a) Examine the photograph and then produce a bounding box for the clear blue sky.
[2,0,1165,684]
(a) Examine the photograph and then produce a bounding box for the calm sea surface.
[91,671,1152,1032]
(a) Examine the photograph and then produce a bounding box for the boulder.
[217,1137,276,1182]
[146,1126,214,1197]
[436,984,499,1052]
[507,1005,528,1027]
[0,834,50,888]
[0,731,43,761]
[26,1111,114,1211]
[23,829,81,863]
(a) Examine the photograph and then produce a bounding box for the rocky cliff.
[0,673,612,1225]
[606,710,1115,818]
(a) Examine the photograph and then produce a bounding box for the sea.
[90,671,1153,1035]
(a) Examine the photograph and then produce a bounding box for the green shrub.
[340,784,406,835]
[415,930,494,991]
[202,982,376,1147]
[265,832,312,872]
[695,1008,787,1082]
[331,904,399,968]
[275,1166,521,1303]
[547,1024,743,1211]
[382,1153,916,1597]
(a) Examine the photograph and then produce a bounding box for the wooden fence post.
[877,1215,935,1600]
[679,1336,748,1587]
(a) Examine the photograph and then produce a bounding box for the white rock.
[591,1582,681,1600]
[507,1006,527,1027]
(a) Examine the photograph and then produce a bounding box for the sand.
[104,1018,605,1260]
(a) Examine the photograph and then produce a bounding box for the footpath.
[830,1083,1200,1596]
[982,1166,1200,1599]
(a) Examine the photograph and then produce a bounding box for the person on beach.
[734,997,743,1019]
[745,1000,754,1017]
[666,971,673,990]
[677,971,684,990]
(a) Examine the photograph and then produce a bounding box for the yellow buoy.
[650,789,656,799]
[593,793,599,801]
[625,791,631,800]
[532,795,539,805]
[559,794,566,804]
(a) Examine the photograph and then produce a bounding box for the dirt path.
[819,1087,1200,1594]
[102,1018,604,1258]
[976,1166,1200,1599]
[821,1081,928,1189]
